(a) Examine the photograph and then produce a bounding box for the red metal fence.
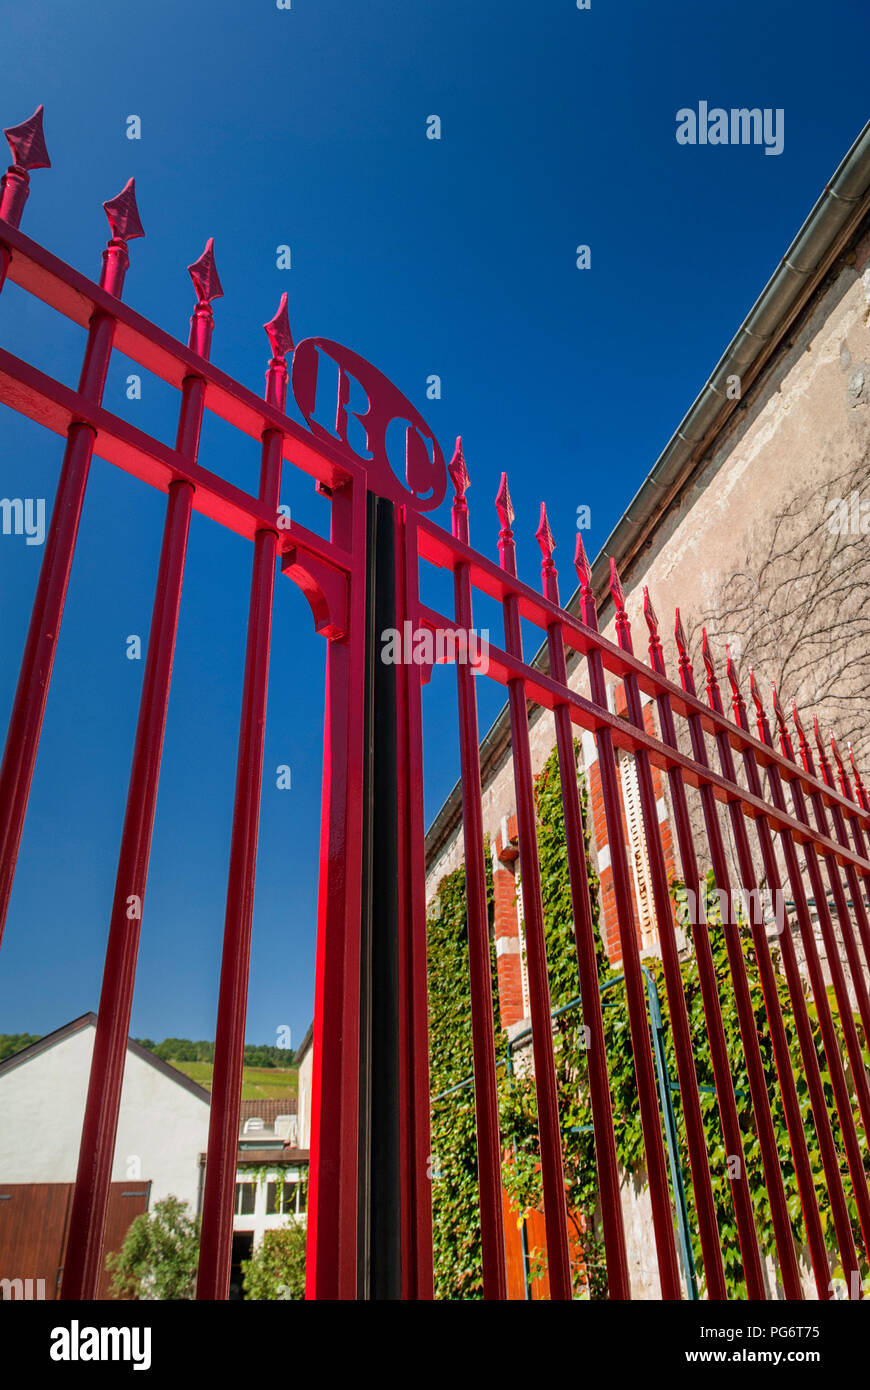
[2,105,869,1301]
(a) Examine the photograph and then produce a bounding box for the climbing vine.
[427,742,869,1299]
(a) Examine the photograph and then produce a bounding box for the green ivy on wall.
[427,741,869,1299]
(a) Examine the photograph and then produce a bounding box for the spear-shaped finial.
[103,177,145,243]
[828,729,852,799]
[0,105,50,249]
[96,177,144,296]
[792,699,813,775]
[187,238,222,357]
[263,291,293,410]
[674,609,696,694]
[448,436,469,501]
[770,682,794,760]
[812,714,833,787]
[3,104,50,171]
[574,532,598,630]
[725,645,747,728]
[264,291,293,359]
[188,237,223,305]
[643,586,664,673]
[609,557,632,652]
[536,503,558,602]
[848,742,868,811]
[748,668,769,743]
[448,437,470,542]
[701,629,723,712]
[495,472,516,575]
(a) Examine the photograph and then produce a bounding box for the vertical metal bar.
[650,605,765,1297]
[445,445,507,1299]
[780,711,870,1257]
[62,245,215,1301]
[196,299,291,1300]
[365,495,402,1299]
[495,476,572,1300]
[643,967,698,1300]
[572,543,682,1299]
[750,689,856,1284]
[811,739,867,989]
[675,628,798,1297]
[724,668,854,1294]
[395,507,434,1299]
[61,479,193,1301]
[696,637,804,1298]
[607,568,726,1299]
[539,522,629,1298]
[0,188,142,943]
[811,736,870,1042]
[0,105,51,292]
[304,474,366,1300]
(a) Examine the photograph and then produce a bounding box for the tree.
[241,1223,307,1300]
[687,457,870,770]
[106,1196,200,1300]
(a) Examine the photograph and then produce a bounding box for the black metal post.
[358,492,402,1299]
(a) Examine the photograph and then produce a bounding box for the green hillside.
[169,1059,298,1099]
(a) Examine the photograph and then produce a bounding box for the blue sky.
[0,0,866,1050]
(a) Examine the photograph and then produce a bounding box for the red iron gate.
[1,106,870,1301]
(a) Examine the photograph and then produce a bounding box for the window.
[267,1181,296,1215]
[234,1182,255,1216]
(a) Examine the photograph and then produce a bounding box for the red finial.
[448,436,469,501]
[188,237,223,305]
[536,502,555,565]
[263,292,292,411]
[643,587,664,673]
[495,472,514,530]
[748,668,762,719]
[725,645,747,727]
[748,668,769,743]
[495,472,516,575]
[0,105,50,228]
[848,742,868,811]
[574,533,598,630]
[674,609,695,693]
[770,682,794,759]
[812,714,833,786]
[829,729,852,799]
[609,557,632,652]
[264,291,293,359]
[791,699,814,775]
[186,238,222,356]
[574,532,592,591]
[3,104,50,171]
[701,629,722,712]
[609,557,626,613]
[102,177,144,243]
[536,502,558,601]
[449,437,470,542]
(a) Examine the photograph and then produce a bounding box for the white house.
[0,1012,210,1207]
[0,1014,308,1299]
[295,1022,314,1150]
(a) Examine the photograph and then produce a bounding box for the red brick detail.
[493,864,524,1028]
